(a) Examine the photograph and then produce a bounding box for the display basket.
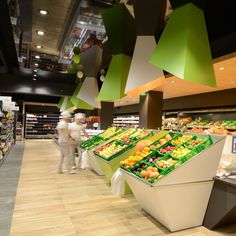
[184,135,213,153]
[94,140,134,161]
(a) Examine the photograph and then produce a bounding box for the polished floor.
[10,140,236,236]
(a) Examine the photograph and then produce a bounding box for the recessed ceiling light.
[33,78,37,81]
[35,45,43,49]
[35,55,40,59]
[33,74,37,77]
[39,9,48,15]
[36,30,45,36]
[219,67,224,71]
[34,69,38,73]
[231,81,235,84]
[34,63,39,66]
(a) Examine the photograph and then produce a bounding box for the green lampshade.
[98,54,131,101]
[57,97,74,111]
[66,97,74,110]
[150,3,216,87]
[70,83,94,110]
[101,3,136,57]
[57,97,64,110]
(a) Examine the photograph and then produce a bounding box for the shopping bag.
[111,169,125,196]
[80,151,90,169]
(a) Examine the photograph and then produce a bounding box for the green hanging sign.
[98,54,131,101]
[150,3,216,87]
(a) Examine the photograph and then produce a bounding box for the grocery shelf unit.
[162,108,236,134]
[0,110,15,166]
[25,113,59,139]
[93,131,168,184]
[121,134,226,232]
[113,115,139,128]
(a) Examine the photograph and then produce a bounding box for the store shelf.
[113,115,140,128]
[25,113,59,139]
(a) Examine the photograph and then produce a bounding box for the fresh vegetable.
[159,145,176,154]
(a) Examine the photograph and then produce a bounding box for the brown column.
[99,102,114,130]
[139,91,163,129]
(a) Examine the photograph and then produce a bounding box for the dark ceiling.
[0,0,235,106]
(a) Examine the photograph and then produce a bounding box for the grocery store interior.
[0,0,236,235]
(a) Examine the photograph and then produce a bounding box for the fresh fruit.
[135,140,152,152]
[130,129,152,140]
[159,145,176,154]
[145,156,161,163]
[187,138,204,148]
[150,133,175,149]
[172,135,192,146]
[80,137,104,150]
[120,147,152,168]
[98,127,121,139]
[171,146,191,159]
[115,129,136,142]
[137,166,159,180]
[156,158,177,169]
[94,141,128,159]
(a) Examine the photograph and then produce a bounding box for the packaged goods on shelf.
[113,115,139,128]
[25,113,59,139]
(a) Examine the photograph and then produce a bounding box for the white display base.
[121,134,226,232]
[124,173,213,232]
[153,135,226,186]
[87,150,104,176]
[80,150,104,176]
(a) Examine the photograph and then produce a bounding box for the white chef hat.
[60,111,71,119]
[74,113,85,119]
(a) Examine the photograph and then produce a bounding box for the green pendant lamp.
[70,83,94,110]
[57,97,74,111]
[150,3,216,87]
[98,3,136,101]
[98,54,131,101]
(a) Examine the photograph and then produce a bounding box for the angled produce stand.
[93,130,168,183]
[80,127,124,175]
[120,133,226,232]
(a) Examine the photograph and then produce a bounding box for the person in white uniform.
[56,111,75,174]
[69,113,89,169]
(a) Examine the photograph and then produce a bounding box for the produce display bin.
[94,131,168,184]
[121,134,226,232]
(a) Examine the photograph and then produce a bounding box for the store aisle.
[10,140,236,236]
[0,142,25,236]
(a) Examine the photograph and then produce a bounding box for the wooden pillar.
[99,102,114,130]
[139,91,163,129]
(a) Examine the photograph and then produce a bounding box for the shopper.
[69,113,89,169]
[56,111,75,174]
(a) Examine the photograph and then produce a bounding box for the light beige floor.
[10,140,236,236]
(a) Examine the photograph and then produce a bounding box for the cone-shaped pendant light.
[125,0,166,96]
[57,97,74,112]
[125,36,164,96]
[98,4,136,101]
[98,54,131,101]
[70,83,94,110]
[150,3,216,87]
[77,77,101,108]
